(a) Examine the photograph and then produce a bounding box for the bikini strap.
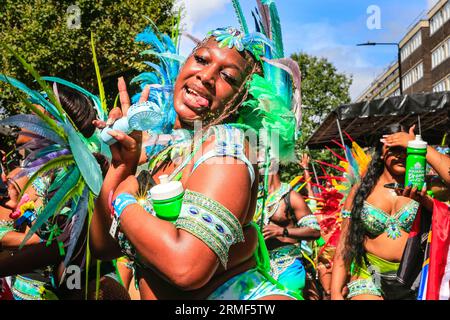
[190,125,255,185]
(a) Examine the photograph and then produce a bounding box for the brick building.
[356,0,450,102]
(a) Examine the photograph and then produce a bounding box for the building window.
[430,2,450,35]
[390,89,401,97]
[431,37,450,69]
[401,32,422,61]
[433,75,450,92]
[402,62,423,90]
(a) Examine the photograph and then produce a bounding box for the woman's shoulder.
[189,124,256,185]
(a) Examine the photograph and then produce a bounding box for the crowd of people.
[0,0,449,300]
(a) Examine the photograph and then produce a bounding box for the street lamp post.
[357,41,403,96]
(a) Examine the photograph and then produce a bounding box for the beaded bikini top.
[361,200,419,240]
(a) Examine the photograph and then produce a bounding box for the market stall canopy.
[306,91,450,149]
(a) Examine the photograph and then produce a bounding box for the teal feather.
[267,1,283,56]
[19,167,81,248]
[231,0,249,34]
[63,123,103,195]
[63,186,89,267]
[256,0,271,38]
[143,61,170,84]
[130,72,160,85]
[48,167,73,193]
[0,115,67,145]
[0,75,63,122]
[34,145,64,158]
[100,137,112,161]
[140,50,185,63]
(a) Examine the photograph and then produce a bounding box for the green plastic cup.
[150,175,184,222]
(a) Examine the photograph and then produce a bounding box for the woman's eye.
[221,72,237,85]
[194,55,207,64]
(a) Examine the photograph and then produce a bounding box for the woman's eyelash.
[194,55,207,64]
[221,72,237,84]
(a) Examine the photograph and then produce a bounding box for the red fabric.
[408,205,422,238]
[0,277,13,300]
[426,199,450,300]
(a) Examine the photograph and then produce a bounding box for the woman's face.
[0,168,23,211]
[382,145,407,176]
[173,37,251,127]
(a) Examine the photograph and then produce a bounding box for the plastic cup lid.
[150,175,184,200]
[408,135,427,149]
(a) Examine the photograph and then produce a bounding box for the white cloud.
[284,21,386,101]
[175,0,232,56]
[176,0,230,33]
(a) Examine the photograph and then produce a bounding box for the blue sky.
[177,0,437,101]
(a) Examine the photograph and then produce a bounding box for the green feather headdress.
[209,0,302,164]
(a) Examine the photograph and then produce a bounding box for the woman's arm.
[424,145,450,186]
[1,230,41,250]
[300,154,314,197]
[263,191,320,241]
[0,242,60,277]
[330,184,358,300]
[89,79,148,260]
[115,149,252,290]
[90,164,134,260]
[330,219,350,300]
[382,125,450,186]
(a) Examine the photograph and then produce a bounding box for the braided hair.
[56,84,97,138]
[343,123,408,268]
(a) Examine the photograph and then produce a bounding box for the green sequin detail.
[175,190,244,268]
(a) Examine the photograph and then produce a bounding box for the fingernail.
[106,118,114,126]
[423,182,427,189]
[407,182,412,187]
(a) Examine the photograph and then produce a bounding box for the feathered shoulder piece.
[130,19,183,136]
[0,45,106,267]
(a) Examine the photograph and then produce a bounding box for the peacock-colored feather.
[256,0,272,38]
[143,61,170,85]
[0,76,66,137]
[90,33,108,119]
[19,155,75,201]
[48,166,72,193]
[84,190,95,300]
[231,0,249,34]
[23,144,65,168]
[130,72,160,86]
[0,75,62,122]
[263,0,283,56]
[1,44,69,125]
[63,184,88,267]
[19,167,81,248]
[140,50,185,63]
[63,123,102,195]
[26,150,71,169]
[0,115,67,145]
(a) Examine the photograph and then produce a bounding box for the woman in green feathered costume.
[90,0,303,300]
